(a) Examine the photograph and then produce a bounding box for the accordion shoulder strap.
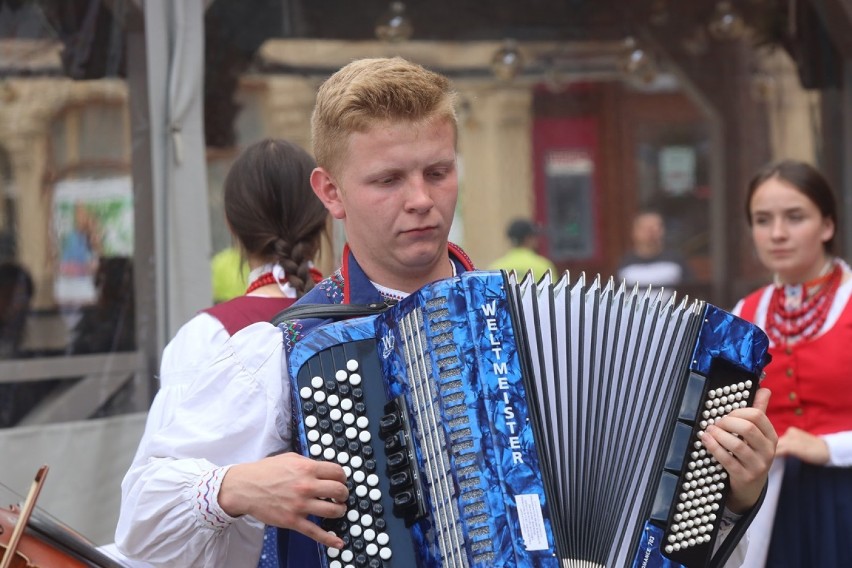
[270,299,397,327]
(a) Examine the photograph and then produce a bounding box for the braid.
[274,238,321,297]
[272,238,305,295]
[291,240,319,296]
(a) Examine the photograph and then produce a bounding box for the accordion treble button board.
[296,339,419,568]
[652,359,757,567]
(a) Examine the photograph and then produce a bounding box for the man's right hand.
[218,452,348,549]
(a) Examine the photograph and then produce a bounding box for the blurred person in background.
[0,260,33,359]
[616,208,693,300]
[210,245,248,303]
[488,217,556,281]
[67,256,136,355]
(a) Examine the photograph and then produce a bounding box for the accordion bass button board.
[285,270,771,568]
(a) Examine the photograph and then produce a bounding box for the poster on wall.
[545,149,597,262]
[52,177,134,305]
[658,145,696,196]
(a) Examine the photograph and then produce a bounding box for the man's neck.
[362,258,454,295]
[634,244,663,258]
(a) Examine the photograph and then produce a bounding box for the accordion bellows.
[285,270,771,568]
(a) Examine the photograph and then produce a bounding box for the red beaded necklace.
[245,271,278,294]
[765,262,843,346]
[245,266,323,295]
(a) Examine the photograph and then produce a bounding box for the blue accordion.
[283,270,771,568]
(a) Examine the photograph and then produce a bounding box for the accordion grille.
[400,298,497,567]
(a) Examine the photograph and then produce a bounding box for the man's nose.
[405,178,434,211]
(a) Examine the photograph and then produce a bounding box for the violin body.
[1,505,122,568]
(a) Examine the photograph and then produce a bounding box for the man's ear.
[311,167,346,220]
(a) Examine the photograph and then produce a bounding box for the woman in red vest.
[734,159,852,566]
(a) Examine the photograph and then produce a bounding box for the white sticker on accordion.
[515,494,549,551]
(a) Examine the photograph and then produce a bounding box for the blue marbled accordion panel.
[285,270,770,568]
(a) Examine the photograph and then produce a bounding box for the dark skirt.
[766,457,852,567]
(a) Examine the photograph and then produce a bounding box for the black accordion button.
[389,471,409,489]
[384,431,406,452]
[386,451,409,470]
[378,412,401,437]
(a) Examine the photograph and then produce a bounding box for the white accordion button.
[311,376,324,389]
[337,452,349,464]
[347,509,359,522]
[376,532,389,546]
[363,528,376,541]
[328,394,340,407]
[379,547,392,560]
[310,444,322,457]
[356,416,369,429]
[346,359,359,371]
[327,546,340,558]
[349,373,362,386]
[300,387,312,399]
[340,399,353,411]
[361,514,373,527]
[369,488,382,501]
[323,447,336,460]
[359,431,372,443]
[335,370,348,382]
[353,470,365,483]
[350,525,362,538]
[330,408,342,421]
[350,456,363,469]
[340,550,353,562]
[366,543,378,556]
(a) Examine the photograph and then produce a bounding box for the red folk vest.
[737,287,852,436]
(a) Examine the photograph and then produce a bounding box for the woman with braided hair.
[116,138,328,566]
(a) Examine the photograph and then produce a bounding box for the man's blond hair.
[311,57,458,176]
